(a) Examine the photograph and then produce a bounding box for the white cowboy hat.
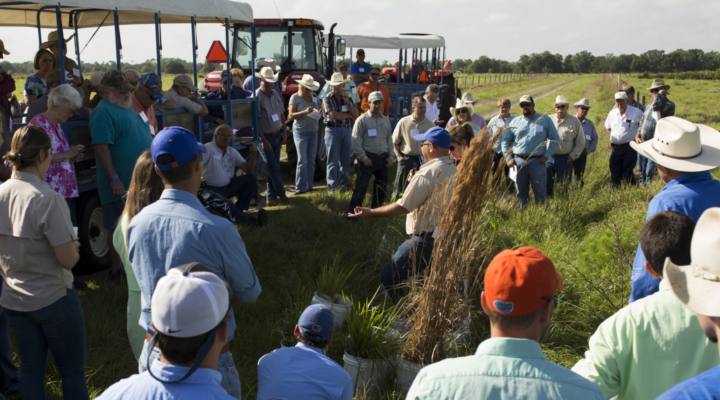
[648,79,671,91]
[327,72,349,86]
[296,74,320,91]
[255,66,279,83]
[630,117,720,172]
[450,98,474,119]
[573,98,591,109]
[256,57,281,72]
[665,207,720,317]
[554,95,569,107]
[461,92,480,106]
[39,30,75,50]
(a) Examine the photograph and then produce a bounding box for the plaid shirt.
[322,92,356,125]
[638,96,676,141]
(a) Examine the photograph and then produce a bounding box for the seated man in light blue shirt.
[128,126,262,399]
[407,247,604,400]
[501,95,560,208]
[257,305,353,400]
[97,263,236,400]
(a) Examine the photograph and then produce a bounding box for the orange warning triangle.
[206,40,227,64]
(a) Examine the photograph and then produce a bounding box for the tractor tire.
[379,73,395,83]
[439,75,458,128]
[73,192,112,275]
[285,120,298,176]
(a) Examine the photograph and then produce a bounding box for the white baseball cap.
[368,91,383,103]
[151,264,231,338]
[614,92,628,100]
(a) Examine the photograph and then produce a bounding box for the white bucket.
[389,318,409,335]
[343,353,390,393]
[311,291,352,328]
[396,357,423,394]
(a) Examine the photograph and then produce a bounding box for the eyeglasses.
[650,89,660,93]
[421,142,431,147]
[370,73,380,76]
[520,103,533,108]
[542,295,559,308]
[449,145,456,151]
[555,105,567,109]
[579,107,589,111]
[459,109,468,114]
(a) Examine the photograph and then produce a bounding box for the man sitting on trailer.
[357,67,391,116]
[40,30,83,82]
[318,61,359,103]
[243,58,282,98]
[130,73,164,136]
[26,68,91,122]
[164,75,209,117]
[350,49,370,85]
[197,124,267,226]
[256,305,352,400]
[204,69,249,140]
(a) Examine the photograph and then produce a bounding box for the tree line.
[452,49,720,74]
[0,57,220,76]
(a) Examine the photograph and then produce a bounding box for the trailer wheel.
[73,193,111,275]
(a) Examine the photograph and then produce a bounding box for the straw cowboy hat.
[326,72,349,86]
[256,57,281,72]
[630,116,720,172]
[665,207,720,317]
[460,92,480,106]
[554,95,569,107]
[255,66,279,83]
[39,30,75,50]
[450,98,474,119]
[0,39,9,56]
[648,79,670,91]
[296,74,320,91]
[573,98,591,109]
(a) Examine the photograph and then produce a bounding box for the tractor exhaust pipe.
[327,22,337,77]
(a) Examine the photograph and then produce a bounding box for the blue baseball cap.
[151,126,207,171]
[139,73,164,100]
[298,304,334,342]
[414,126,452,149]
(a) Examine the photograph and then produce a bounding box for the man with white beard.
[90,70,153,280]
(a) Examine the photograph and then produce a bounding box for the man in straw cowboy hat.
[447,93,487,132]
[391,95,434,198]
[502,95,560,208]
[547,95,585,197]
[40,30,83,82]
[620,84,646,112]
[636,79,676,187]
[318,61,359,103]
[604,91,644,187]
[573,210,719,400]
[628,116,720,302]
[255,66,290,206]
[244,58,282,98]
[572,98,598,185]
[660,207,720,399]
[409,247,604,399]
[323,72,359,193]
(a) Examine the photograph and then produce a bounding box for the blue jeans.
[293,130,318,193]
[0,305,20,395]
[349,157,389,211]
[258,134,286,200]
[637,154,656,187]
[381,235,435,302]
[609,144,637,187]
[139,339,241,399]
[6,288,88,400]
[573,150,588,184]
[546,154,574,197]
[324,126,353,192]
[198,174,257,225]
[514,156,547,208]
[392,156,422,199]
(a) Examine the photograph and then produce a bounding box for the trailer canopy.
[335,34,445,50]
[0,0,253,28]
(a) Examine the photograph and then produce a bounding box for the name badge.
[359,67,365,72]
[73,68,81,77]
[352,87,357,94]
[139,111,149,122]
[622,121,630,128]
[368,129,377,137]
[585,134,591,140]
[535,125,544,132]
[411,129,420,137]
[341,105,349,112]
[213,151,222,160]
[149,125,155,136]
[271,114,280,122]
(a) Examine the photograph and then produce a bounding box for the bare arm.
[238,144,257,174]
[351,73,370,83]
[94,143,125,195]
[287,104,312,121]
[394,143,403,161]
[53,240,80,270]
[328,111,352,120]
[24,94,38,106]
[191,96,209,116]
[51,145,85,163]
[348,202,409,219]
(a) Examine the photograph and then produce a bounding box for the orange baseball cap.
[484,247,563,316]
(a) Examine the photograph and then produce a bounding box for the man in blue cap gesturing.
[257,304,352,400]
[128,126,262,399]
[349,126,458,301]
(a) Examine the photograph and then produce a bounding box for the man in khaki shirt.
[349,127,457,301]
[547,95,585,197]
[348,91,394,213]
[392,96,435,197]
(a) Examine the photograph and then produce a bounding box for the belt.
[611,142,630,148]
[146,333,230,354]
[326,122,351,128]
[400,153,421,159]
[365,152,388,159]
[515,154,539,160]
[263,131,280,138]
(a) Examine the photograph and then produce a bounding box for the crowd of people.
[2,33,720,400]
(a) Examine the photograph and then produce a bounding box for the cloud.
[484,13,511,24]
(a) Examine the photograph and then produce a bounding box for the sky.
[1,0,719,66]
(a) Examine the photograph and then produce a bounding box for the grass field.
[7,74,720,399]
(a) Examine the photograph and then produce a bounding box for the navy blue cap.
[298,304,334,342]
[152,127,207,171]
[414,126,452,149]
[139,73,164,100]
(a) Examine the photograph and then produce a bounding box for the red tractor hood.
[282,70,326,95]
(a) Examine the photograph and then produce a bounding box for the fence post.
[484,75,486,84]
[642,95,646,106]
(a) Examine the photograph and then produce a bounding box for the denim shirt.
[580,117,599,152]
[630,171,720,302]
[204,86,249,125]
[501,112,560,158]
[128,189,262,341]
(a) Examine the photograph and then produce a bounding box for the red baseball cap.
[484,247,563,316]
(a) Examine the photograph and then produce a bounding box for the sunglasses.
[555,105,567,109]
[370,73,380,76]
[542,295,559,308]
[520,103,533,108]
[449,145,457,151]
[579,107,589,111]
[459,109,468,113]
[650,89,660,93]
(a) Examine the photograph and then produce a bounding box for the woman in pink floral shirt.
[28,84,84,198]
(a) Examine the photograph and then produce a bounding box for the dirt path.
[482,79,581,120]
[472,79,575,108]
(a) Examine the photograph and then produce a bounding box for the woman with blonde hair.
[112,149,164,360]
[288,74,321,193]
[448,122,475,170]
[0,125,89,399]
